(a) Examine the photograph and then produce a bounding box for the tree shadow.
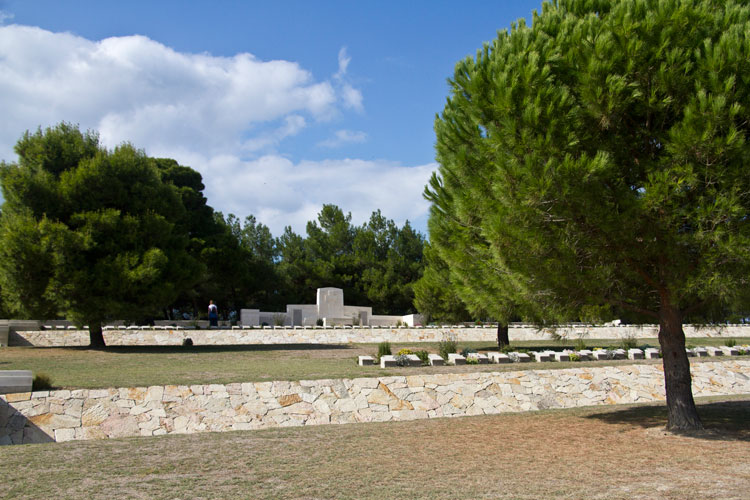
[68,343,356,355]
[584,399,750,442]
[0,398,55,445]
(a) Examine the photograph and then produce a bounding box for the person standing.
[208,300,218,327]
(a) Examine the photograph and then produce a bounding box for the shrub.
[397,348,414,356]
[272,314,286,326]
[32,373,53,391]
[438,339,457,360]
[619,334,638,350]
[377,341,392,360]
[574,338,587,351]
[460,347,477,357]
[394,354,411,367]
[508,352,520,363]
[415,350,430,365]
[465,356,479,365]
[724,339,737,347]
[568,353,581,362]
[316,318,324,327]
[182,337,193,346]
[500,344,515,354]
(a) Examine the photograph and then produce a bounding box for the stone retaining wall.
[9,324,750,347]
[2,360,748,445]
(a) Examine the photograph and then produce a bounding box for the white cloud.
[0,25,431,236]
[333,47,363,112]
[194,153,434,235]
[317,129,367,148]
[0,25,345,160]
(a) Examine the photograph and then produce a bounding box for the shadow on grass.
[58,343,356,354]
[584,399,750,442]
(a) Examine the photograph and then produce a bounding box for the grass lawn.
[2,338,748,389]
[2,395,748,499]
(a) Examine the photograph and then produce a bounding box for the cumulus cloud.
[0,25,431,235]
[198,154,434,235]
[0,25,343,160]
[317,129,367,148]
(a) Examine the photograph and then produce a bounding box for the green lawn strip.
[1,338,747,389]
[1,395,747,500]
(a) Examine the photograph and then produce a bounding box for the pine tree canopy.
[426,0,750,430]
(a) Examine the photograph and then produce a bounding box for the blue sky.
[0,0,542,236]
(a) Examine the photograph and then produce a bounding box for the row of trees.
[0,123,432,345]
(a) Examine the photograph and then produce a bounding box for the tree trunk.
[658,298,702,431]
[88,321,106,349]
[497,323,509,348]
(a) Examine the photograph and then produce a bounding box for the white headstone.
[317,287,345,320]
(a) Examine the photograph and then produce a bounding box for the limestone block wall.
[8,324,750,347]
[2,360,749,445]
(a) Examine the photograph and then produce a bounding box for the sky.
[0,0,543,237]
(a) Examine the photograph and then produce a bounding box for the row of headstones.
[359,345,746,368]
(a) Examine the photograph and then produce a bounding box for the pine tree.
[427,0,750,430]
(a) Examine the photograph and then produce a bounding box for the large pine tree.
[427,0,750,430]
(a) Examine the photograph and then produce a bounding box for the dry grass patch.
[1,339,747,389]
[2,397,748,499]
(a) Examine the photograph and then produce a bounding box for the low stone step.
[358,355,375,366]
[554,352,571,362]
[0,370,33,394]
[644,348,660,359]
[380,355,397,368]
[628,349,644,360]
[486,352,510,364]
[428,354,444,366]
[533,352,551,362]
[447,353,466,365]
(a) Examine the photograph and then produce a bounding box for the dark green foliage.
[413,243,472,323]
[377,341,392,359]
[428,0,750,430]
[182,337,194,347]
[32,373,53,391]
[438,339,457,360]
[0,124,201,344]
[414,350,430,365]
[460,347,477,357]
[276,204,424,314]
[724,339,737,348]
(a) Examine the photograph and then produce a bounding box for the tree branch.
[603,297,659,319]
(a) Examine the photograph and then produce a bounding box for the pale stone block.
[613,349,627,360]
[380,355,397,368]
[706,347,724,357]
[54,428,76,442]
[447,353,466,365]
[554,352,570,362]
[472,353,489,364]
[721,346,739,356]
[644,348,660,359]
[406,354,422,367]
[577,350,593,360]
[508,352,531,363]
[428,354,444,366]
[358,355,375,366]
[693,347,708,357]
[591,351,608,360]
[628,349,644,360]
[487,352,510,364]
[533,352,551,362]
